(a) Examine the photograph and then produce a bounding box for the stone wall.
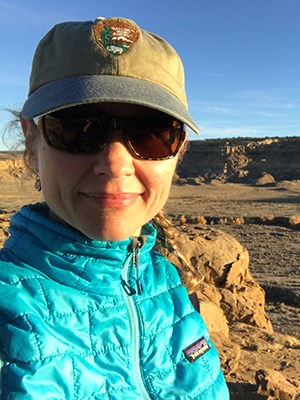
[178,136,300,183]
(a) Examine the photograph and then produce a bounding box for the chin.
[88,234,132,242]
[83,228,141,242]
[70,214,144,242]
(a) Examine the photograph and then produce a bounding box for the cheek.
[37,146,77,192]
[142,159,177,196]
[35,140,52,174]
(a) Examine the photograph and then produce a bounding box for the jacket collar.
[5,202,157,292]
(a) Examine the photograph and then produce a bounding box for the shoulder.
[0,260,45,322]
[148,249,182,288]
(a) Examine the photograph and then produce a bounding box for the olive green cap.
[22,16,200,133]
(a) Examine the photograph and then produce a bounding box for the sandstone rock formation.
[0,153,32,182]
[2,137,300,185]
[256,172,276,186]
[178,136,300,183]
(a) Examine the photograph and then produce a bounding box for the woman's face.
[25,103,183,241]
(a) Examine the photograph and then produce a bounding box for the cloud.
[0,2,42,26]
[200,127,261,138]
[187,118,300,140]
[234,89,298,110]
[254,111,288,118]
[0,1,65,27]
[189,100,239,116]
[189,88,300,129]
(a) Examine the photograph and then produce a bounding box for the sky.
[0,0,300,148]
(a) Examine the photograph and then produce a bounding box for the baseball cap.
[22,16,200,134]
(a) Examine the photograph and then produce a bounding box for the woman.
[0,16,229,399]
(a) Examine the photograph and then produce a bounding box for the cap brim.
[22,75,200,134]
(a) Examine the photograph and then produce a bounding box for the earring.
[34,175,42,192]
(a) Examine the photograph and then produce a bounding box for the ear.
[20,115,34,136]
[20,114,28,135]
[177,129,188,162]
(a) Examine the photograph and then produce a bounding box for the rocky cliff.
[178,136,300,183]
[1,136,299,184]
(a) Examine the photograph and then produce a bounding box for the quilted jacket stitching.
[23,314,43,360]
[35,278,51,316]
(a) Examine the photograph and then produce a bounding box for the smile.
[79,192,141,208]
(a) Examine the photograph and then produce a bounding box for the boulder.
[161,224,273,332]
[256,172,276,186]
[255,369,300,400]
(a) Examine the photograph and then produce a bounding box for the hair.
[2,110,22,148]
[152,212,203,293]
[2,110,37,172]
[3,110,198,293]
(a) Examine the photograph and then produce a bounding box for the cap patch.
[93,19,140,56]
[183,337,210,363]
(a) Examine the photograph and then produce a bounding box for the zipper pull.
[121,278,136,296]
[136,278,144,295]
[121,252,136,296]
[132,237,144,295]
[121,237,145,296]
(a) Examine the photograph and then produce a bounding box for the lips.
[79,192,141,208]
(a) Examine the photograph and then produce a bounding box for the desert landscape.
[0,136,299,399]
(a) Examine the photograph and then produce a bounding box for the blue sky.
[1,0,300,147]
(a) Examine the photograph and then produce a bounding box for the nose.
[92,130,135,178]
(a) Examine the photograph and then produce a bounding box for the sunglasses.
[36,106,186,160]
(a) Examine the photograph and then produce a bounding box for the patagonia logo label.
[183,337,210,363]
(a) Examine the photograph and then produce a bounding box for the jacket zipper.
[0,355,3,398]
[121,237,151,400]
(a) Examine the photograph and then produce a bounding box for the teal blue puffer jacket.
[0,203,229,399]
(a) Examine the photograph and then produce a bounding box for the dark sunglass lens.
[127,118,183,159]
[42,113,111,153]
